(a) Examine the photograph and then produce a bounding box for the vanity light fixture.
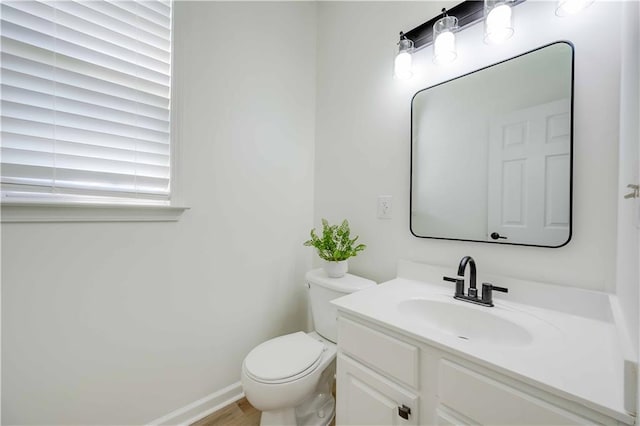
[395,0,592,79]
[484,0,515,44]
[433,8,459,65]
[394,32,414,80]
[555,0,594,16]
[396,0,526,78]
[398,1,525,55]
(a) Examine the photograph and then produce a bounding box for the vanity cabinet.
[336,313,627,426]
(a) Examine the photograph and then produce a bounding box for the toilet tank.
[305,269,376,343]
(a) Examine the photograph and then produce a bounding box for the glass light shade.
[484,1,514,44]
[556,0,594,16]
[394,38,414,80]
[433,15,458,65]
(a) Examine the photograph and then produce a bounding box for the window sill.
[1,202,189,223]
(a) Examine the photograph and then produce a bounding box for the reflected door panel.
[487,99,571,246]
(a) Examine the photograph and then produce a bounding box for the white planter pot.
[324,260,348,278]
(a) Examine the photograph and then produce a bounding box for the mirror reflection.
[411,42,573,247]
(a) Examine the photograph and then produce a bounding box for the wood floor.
[192,398,261,426]
[192,392,337,426]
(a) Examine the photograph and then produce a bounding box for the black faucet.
[459,256,478,298]
[443,256,508,307]
[443,255,477,299]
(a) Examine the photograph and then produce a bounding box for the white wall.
[315,1,621,291]
[1,2,317,424]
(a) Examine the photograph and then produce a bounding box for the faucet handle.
[481,283,508,306]
[443,276,464,298]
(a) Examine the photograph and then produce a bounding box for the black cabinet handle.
[398,404,411,420]
[490,232,507,240]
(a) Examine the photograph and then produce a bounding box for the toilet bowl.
[241,331,336,426]
[241,269,376,426]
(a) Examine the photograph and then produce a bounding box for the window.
[0,0,173,208]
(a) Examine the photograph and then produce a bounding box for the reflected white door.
[487,99,571,246]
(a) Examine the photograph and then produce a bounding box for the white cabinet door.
[337,354,418,426]
[438,360,594,425]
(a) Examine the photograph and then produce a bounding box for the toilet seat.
[244,332,325,384]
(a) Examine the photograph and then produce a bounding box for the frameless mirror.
[411,42,574,247]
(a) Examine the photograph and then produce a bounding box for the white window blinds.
[1,0,172,204]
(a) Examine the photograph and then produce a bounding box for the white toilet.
[241,268,375,426]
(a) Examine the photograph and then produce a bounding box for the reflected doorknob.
[490,232,507,240]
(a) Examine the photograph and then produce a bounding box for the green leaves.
[303,219,367,261]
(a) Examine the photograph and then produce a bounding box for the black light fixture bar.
[403,0,526,50]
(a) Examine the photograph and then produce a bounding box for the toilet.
[241,268,375,426]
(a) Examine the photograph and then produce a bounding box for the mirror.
[411,42,574,247]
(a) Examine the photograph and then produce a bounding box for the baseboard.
[147,381,244,426]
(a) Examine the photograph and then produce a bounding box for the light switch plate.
[377,195,392,219]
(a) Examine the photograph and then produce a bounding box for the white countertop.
[331,261,636,425]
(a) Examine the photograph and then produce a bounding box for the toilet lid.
[244,332,324,383]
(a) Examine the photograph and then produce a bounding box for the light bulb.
[434,31,457,64]
[394,37,414,80]
[394,51,413,80]
[433,13,458,65]
[484,3,514,44]
[556,0,594,16]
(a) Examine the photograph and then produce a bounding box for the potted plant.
[303,219,366,278]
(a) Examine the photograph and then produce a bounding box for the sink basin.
[397,298,533,346]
